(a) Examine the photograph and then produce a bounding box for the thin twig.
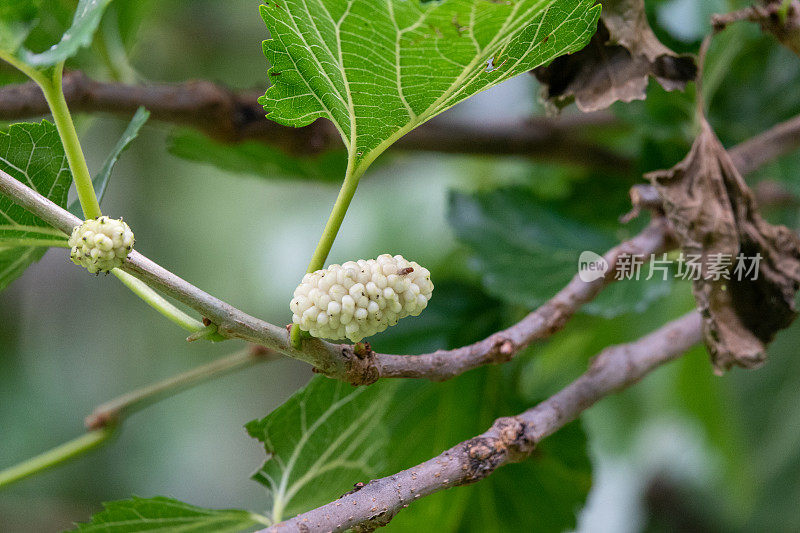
[0,346,275,489]
[728,113,800,175]
[711,1,800,56]
[0,429,115,489]
[85,345,275,429]
[0,71,629,171]
[261,312,703,533]
[372,218,674,380]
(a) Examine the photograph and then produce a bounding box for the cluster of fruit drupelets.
[68,216,134,274]
[290,254,433,343]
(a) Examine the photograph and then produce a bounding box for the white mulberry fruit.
[290,254,433,343]
[68,216,134,274]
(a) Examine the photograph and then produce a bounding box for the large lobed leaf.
[246,376,398,522]
[260,0,601,173]
[71,496,267,532]
[0,121,72,291]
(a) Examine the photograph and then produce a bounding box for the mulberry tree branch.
[711,1,800,55]
[0,164,354,376]
[0,71,628,171]
[728,113,800,175]
[261,312,704,533]
[0,113,798,383]
[347,112,800,381]
[1,70,793,178]
[0,164,673,385]
[372,217,674,380]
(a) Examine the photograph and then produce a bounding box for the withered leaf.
[534,0,696,112]
[646,120,800,373]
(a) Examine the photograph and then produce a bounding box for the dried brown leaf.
[646,120,800,373]
[533,0,696,112]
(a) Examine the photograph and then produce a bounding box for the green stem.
[0,348,271,490]
[3,54,215,341]
[86,348,262,428]
[291,158,365,347]
[0,428,115,489]
[38,63,102,219]
[112,269,227,341]
[306,159,365,272]
[186,324,219,342]
[0,225,65,236]
[112,268,206,332]
[289,322,306,348]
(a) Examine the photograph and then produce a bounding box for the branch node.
[620,184,664,223]
[342,344,379,386]
[484,338,516,366]
[84,410,118,431]
[497,339,514,357]
[462,417,529,483]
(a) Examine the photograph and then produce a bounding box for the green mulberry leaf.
[71,496,268,532]
[0,121,72,291]
[260,0,601,174]
[246,376,398,523]
[168,128,347,183]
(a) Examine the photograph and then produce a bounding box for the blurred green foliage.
[1,1,800,532]
[449,187,672,317]
[168,130,347,184]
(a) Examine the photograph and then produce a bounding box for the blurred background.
[2,0,800,531]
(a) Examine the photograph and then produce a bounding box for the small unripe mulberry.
[68,216,134,274]
[290,254,433,343]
